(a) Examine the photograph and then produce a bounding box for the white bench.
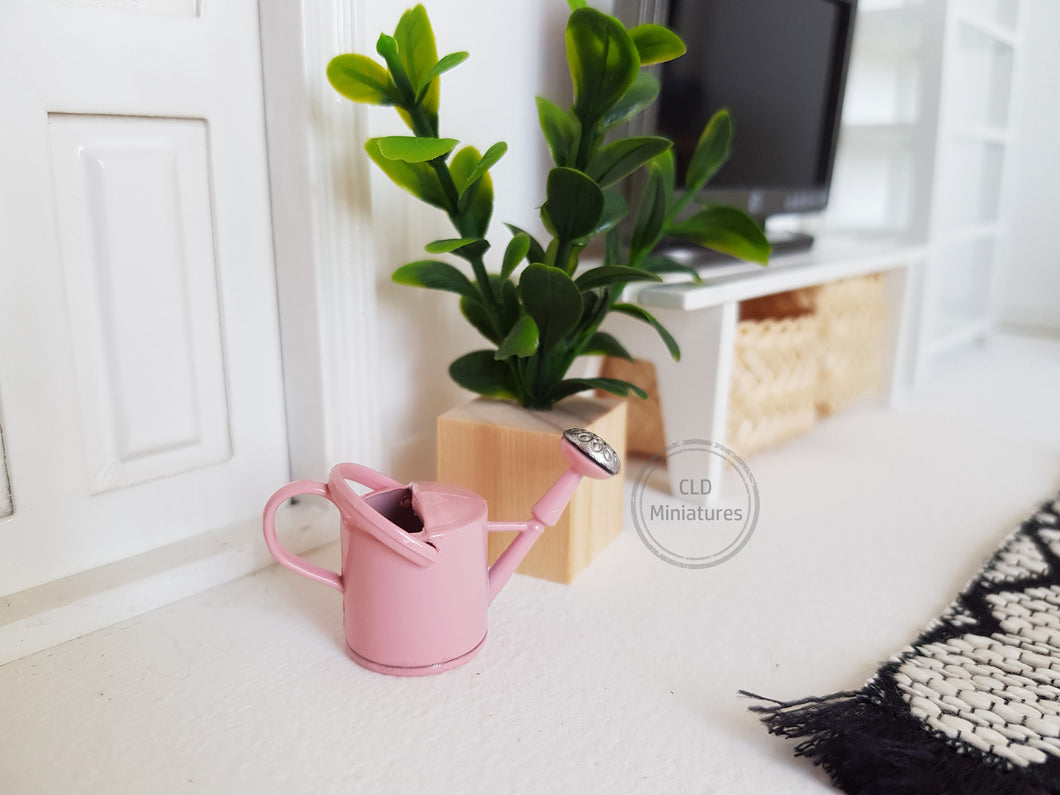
[603,237,928,500]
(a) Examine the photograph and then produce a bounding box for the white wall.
[999,0,1060,333]
[359,1,573,480]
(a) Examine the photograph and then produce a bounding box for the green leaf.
[501,233,531,280]
[392,260,475,297]
[588,136,671,189]
[629,165,667,265]
[424,238,490,260]
[603,71,660,129]
[376,136,458,163]
[628,24,686,66]
[505,224,547,266]
[450,146,494,238]
[546,377,647,402]
[519,264,583,351]
[450,350,517,399]
[579,289,600,323]
[567,0,588,9]
[365,138,447,208]
[604,226,622,267]
[458,142,508,201]
[498,278,521,330]
[394,5,440,118]
[460,296,500,344]
[652,147,676,198]
[425,237,479,253]
[583,331,633,361]
[642,254,703,284]
[566,8,640,127]
[326,54,398,105]
[541,167,605,241]
[612,302,681,361]
[495,314,539,360]
[593,189,628,236]
[415,51,469,102]
[666,206,771,265]
[685,109,733,193]
[574,265,661,291]
[536,97,579,167]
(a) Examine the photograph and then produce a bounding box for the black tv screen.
[624,0,857,241]
[661,0,843,188]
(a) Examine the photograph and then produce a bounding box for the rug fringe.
[739,690,1051,795]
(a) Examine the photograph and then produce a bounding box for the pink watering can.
[263,428,620,676]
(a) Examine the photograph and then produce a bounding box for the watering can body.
[342,481,491,674]
[262,428,619,676]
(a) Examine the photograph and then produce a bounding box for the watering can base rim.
[345,633,487,676]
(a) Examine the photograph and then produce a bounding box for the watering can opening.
[362,487,424,535]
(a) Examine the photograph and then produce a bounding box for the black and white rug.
[745,490,1060,794]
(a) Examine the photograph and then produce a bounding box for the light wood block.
[437,396,627,584]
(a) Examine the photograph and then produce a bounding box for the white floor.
[2,332,1059,794]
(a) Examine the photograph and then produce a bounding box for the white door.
[0,0,289,596]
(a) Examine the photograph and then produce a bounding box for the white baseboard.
[0,500,335,665]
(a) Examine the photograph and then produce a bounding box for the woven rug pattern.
[746,490,1060,794]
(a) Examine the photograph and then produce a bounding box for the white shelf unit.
[826,0,1026,375]
[827,1,937,238]
[921,0,1025,370]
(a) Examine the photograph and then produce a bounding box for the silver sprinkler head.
[562,428,620,477]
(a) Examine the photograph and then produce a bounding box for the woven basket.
[726,289,820,458]
[600,288,821,459]
[814,273,886,415]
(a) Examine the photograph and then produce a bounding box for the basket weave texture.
[600,273,887,459]
[815,273,886,416]
[727,289,820,458]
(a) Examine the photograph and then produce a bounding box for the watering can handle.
[327,463,440,567]
[262,480,344,592]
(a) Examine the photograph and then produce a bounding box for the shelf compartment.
[947,20,1016,129]
[827,132,917,231]
[844,7,924,126]
[933,138,1006,228]
[955,0,1021,42]
[926,235,995,349]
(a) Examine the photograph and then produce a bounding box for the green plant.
[327,1,769,409]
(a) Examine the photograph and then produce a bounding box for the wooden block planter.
[437,396,627,584]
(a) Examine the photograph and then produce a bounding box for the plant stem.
[402,100,505,328]
[573,122,600,173]
[666,185,697,226]
[554,237,574,276]
[467,253,498,317]
[404,102,463,217]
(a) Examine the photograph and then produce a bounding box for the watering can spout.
[487,429,620,601]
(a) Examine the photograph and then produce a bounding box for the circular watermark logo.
[631,439,759,569]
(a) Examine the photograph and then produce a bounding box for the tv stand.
[603,236,927,500]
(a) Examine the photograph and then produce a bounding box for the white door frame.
[259,0,383,478]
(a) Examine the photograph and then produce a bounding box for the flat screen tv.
[617,0,858,256]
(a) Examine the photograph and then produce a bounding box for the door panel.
[48,114,231,493]
[0,1,288,595]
